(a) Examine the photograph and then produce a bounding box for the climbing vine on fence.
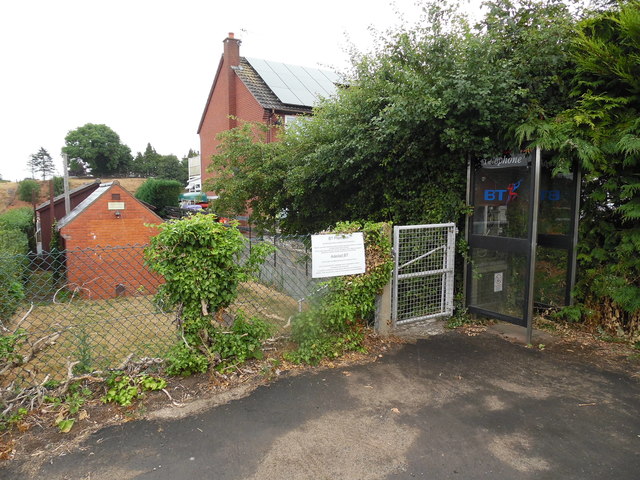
[144,214,275,375]
[286,221,393,365]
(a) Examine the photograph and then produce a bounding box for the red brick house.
[197,32,340,194]
[56,181,163,299]
[35,179,101,253]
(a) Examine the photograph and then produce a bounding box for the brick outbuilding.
[57,181,164,299]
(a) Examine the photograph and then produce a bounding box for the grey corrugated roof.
[236,57,339,111]
[36,179,101,211]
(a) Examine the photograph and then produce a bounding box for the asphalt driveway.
[5,330,640,479]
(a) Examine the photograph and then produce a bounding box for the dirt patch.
[462,317,640,376]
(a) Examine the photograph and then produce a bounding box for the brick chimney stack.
[223,32,241,67]
[224,32,241,129]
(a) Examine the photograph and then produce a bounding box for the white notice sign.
[494,272,504,293]
[311,233,366,278]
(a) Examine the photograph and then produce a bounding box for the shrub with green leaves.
[145,214,275,374]
[134,178,183,212]
[286,221,393,364]
[16,179,40,204]
[0,227,29,321]
[520,1,640,338]
[165,312,273,375]
[0,207,34,234]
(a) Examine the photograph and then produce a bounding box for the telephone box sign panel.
[311,233,366,278]
[481,153,530,169]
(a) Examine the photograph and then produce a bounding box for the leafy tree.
[0,208,32,319]
[131,144,189,184]
[183,149,199,161]
[0,207,33,235]
[206,122,288,232]
[131,143,161,177]
[156,154,188,184]
[0,227,28,320]
[207,0,578,234]
[17,179,40,205]
[27,148,55,180]
[62,123,132,176]
[520,0,640,333]
[0,207,35,254]
[68,158,89,176]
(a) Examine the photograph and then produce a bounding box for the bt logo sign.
[540,190,561,201]
[484,181,561,203]
[484,180,521,203]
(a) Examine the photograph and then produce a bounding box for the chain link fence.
[1,235,317,388]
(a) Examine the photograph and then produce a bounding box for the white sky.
[0,0,483,181]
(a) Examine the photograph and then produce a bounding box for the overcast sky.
[0,0,483,181]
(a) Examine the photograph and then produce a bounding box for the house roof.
[36,179,101,211]
[56,181,162,230]
[197,54,340,133]
[238,57,339,111]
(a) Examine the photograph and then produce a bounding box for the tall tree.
[62,123,132,176]
[156,154,188,184]
[521,0,640,329]
[207,0,578,234]
[131,143,161,177]
[130,143,188,184]
[183,149,199,161]
[28,147,55,179]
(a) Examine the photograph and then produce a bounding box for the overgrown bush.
[16,179,40,204]
[286,221,393,364]
[165,311,273,375]
[134,178,183,214]
[0,207,33,234]
[0,207,35,254]
[0,228,29,321]
[144,214,274,375]
[521,1,640,339]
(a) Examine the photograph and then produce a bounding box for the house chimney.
[223,32,241,67]
[224,32,241,129]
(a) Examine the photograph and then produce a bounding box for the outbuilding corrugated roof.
[56,182,115,229]
[36,179,101,211]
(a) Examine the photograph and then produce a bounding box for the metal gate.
[392,223,456,326]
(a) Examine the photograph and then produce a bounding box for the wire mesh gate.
[392,223,457,326]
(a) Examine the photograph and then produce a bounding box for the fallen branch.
[160,388,184,407]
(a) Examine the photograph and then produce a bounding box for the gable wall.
[200,65,267,193]
[59,184,164,299]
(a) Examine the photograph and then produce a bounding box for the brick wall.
[59,183,164,299]
[200,65,267,191]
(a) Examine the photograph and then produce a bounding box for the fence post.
[374,223,393,335]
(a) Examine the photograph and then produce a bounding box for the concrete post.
[375,223,393,335]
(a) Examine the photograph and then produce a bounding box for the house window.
[111,193,121,200]
[284,115,309,130]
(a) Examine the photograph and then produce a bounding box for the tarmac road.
[5,331,640,479]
